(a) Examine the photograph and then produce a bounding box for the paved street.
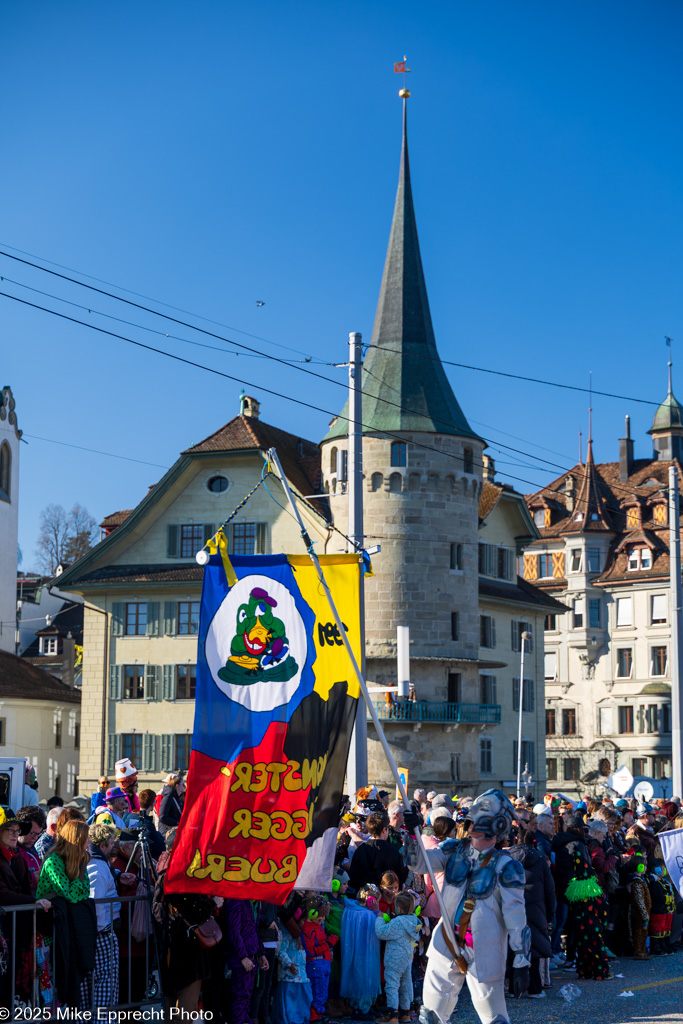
[442,951,683,1023]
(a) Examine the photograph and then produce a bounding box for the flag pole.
[267,446,460,955]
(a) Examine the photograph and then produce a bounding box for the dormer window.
[627,547,652,571]
[41,637,58,655]
[533,509,545,528]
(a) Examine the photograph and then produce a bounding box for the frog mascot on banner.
[403,789,530,1024]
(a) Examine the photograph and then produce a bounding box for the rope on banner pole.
[265,445,460,956]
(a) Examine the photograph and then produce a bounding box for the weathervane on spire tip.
[394,54,411,98]
[666,335,673,394]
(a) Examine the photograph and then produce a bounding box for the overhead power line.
[0,287,666,529]
[0,288,554,494]
[0,243,319,361]
[0,264,579,476]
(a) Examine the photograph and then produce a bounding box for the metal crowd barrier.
[1,893,162,1012]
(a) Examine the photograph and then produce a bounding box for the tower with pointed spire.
[649,343,683,462]
[321,94,487,786]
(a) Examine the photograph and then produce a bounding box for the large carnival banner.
[164,553,361,903]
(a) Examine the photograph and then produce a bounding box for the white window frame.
[544,651,558,681]
[573,598,584,628]
[615,647,633,679]
[651,593,668,625]
[587,548,601,573]
[615,596,633,628]
[651,645,669,678]
[41,636,58,655]
[570,549,582,573]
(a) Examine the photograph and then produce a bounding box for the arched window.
[389,473,402,493]
[371,472,383,492]
[330,447,338,474]
[390,442,406,467]
[0,442,10,502]
[463,447,474,474]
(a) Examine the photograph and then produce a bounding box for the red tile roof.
[0,651,81,703]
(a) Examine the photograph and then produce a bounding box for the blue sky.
[2,1,682,569]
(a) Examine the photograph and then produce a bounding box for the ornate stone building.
[522,383,683,799]
[320,103,560,795]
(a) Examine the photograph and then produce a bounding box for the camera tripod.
[123,825,163,1003]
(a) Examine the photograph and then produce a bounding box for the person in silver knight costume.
[403,788,531,1024]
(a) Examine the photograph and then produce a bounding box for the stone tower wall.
[321,432,484,666]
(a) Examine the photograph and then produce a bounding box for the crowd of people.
[0,763,681,1024]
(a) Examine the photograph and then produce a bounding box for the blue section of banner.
[193,555,317,762]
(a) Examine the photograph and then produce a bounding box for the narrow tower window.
[390,442,406,467]
[463,447,474,473]
[0,442,10,501]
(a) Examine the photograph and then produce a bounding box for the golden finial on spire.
[394,55,411,97]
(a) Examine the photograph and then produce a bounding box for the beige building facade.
[56,405,329,792]
[0,651,81,800]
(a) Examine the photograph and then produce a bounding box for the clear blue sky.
[2,1,682,569]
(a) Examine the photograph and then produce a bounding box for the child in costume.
[564,842,612,980]
[626,847,651,960]
[326,869,352,1019]
[301,895,338,1022]
[379,870,401,915]
[374,891,421,1024]
[224,898,268,1024]
[341,884,382,1017]
[272,905,313,1024]
[647,858,676,955]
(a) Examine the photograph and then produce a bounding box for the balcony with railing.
[367,700,501,725]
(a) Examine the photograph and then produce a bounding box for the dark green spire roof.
[324,101,481,443]
[650,353,683,434]
[651,390,683,433]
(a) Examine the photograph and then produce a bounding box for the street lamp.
[521,764,533,794]
[516,631,530,799]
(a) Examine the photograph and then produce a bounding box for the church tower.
[320,97,487,788]
[0,387,21,654]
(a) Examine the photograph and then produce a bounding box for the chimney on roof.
[242,395,260,420]
[62,635,75,687]
[482,454,496,482]
[619,414,634,481]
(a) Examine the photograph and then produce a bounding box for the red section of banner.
[164,723,317,903]
[394,61,406,73]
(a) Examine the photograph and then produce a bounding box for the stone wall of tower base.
[366,724,484,797]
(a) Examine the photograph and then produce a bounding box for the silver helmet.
[466,788,515,839]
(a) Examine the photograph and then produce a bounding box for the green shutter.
[160,734,174,772]
[163,601,176,636]
[512,677,520,712]
[111,603,124,637]
[109,664,122,700]
[144,665,159,701]
[143,734,158,773]
[167,524,179,558]
[203,523,215,544]
[162,665,175,701]
[146,603,160,636]
[491,618,496,649]
[256,523,267,554]
[108,733,122,770]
